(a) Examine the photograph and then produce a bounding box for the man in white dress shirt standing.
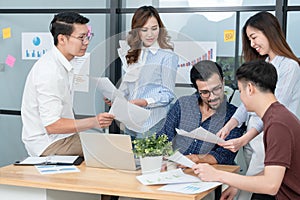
[21,11,114,157]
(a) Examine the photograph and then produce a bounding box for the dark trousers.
[251,193,276,200]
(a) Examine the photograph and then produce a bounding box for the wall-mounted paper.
[72,53,90,92]
[224,30,235,42]
[2,27,11,39]
[22,32,53,60]
[5,55,16,68]
[174,41,217,84]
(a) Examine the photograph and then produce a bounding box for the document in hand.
[167,151,195,168]
[109,97,150,131]
[14,155,83,166]
[176,127,225,144]
[96,77,123,102]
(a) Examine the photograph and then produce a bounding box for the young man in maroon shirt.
[192,60,300,200]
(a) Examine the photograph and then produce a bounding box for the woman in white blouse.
[117,6,178,139]
[217,11,300,200]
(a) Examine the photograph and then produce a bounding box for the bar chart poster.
[174,41,216,84]
[22,32,53,60]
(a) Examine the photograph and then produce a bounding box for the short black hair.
[236,60,277,93]
[49,11,89,45]
[190,60,224,90]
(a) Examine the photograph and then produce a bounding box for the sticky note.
[87,25,92,36]
[2,27,11,39]
[5,55,16,68]
[224,30,235,42]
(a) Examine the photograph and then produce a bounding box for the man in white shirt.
[21,11,114,157]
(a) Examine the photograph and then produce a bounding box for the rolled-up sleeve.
[146,53,178,108]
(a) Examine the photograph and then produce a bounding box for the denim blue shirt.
[158,93,245,165]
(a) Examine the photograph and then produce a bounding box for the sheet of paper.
[21,32,53,60]
[5,55,16,68]
[167,151,195,168]
[47,155,79,163]
[2,27,11,39]
[72,53,90,92]
[176,127,225,144]
[18,155,79,165]
[109,97,150,131]
[19,157,48,165]
[97,77,123,101]
[35,165,80,175]
[136,168,200,185]
[158,181,222,194]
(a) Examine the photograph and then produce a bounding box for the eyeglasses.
[69,33,94,44]
[199,85,223,98]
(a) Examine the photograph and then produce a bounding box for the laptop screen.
[79,132,139,171]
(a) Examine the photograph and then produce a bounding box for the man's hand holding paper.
[109,97,150,131]
[97,77,150,131]
[97,77,123,102]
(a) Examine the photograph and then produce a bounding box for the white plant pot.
[140,156,163,175]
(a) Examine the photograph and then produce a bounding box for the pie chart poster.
[22,32,53,60]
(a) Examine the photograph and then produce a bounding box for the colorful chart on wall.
[173,41,216,84]
[22,32,53,60]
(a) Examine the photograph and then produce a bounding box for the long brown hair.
[126,6,173,65]
[242,11,300,65]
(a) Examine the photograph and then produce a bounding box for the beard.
[207,97,221,110]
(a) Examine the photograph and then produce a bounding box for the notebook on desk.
[14,155,83,166]
[79,132,140,171]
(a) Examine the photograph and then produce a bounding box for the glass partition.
[0,0,107,9]
[121,11,237,89]
[124,0,275,8]
[288,0,300,6]
[0,13,107,115]
[286,12,300,57]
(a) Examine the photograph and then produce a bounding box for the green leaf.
[132,133,174,158]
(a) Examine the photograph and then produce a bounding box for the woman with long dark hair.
[118,6,178,139]
[218,11,300,200]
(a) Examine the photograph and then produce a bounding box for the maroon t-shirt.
[263,102,300,199]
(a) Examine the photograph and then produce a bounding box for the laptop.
[79,132,140,171]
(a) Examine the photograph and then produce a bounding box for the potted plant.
[132,133,174,174]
